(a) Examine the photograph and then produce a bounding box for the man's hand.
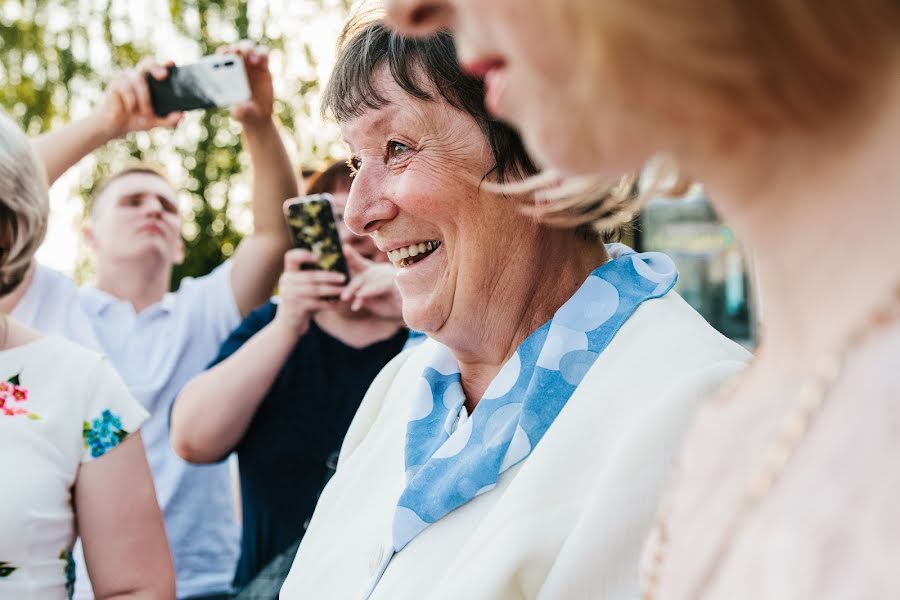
[94,58,183,140]
[218,43,274,127]
[340,246,404,320]
[274,249,348,338]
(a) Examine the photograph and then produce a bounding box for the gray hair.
[321,5,637,241]
[0,110,49,296]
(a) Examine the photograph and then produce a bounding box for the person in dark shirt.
[170,161,407,591]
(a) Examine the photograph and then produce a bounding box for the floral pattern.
[82,409,129,458]
[0,374,39,419]
[60,549,75,599]
[0,561,15,577]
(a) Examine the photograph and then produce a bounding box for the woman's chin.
[399,293,447,336]
[401,306,438,335]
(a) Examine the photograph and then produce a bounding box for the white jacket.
[281,291,750,600]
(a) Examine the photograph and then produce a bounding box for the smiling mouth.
[386,241,442,268]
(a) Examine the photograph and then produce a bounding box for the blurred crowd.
[1,1,897,600]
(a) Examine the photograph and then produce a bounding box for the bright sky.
[32,0,350,275]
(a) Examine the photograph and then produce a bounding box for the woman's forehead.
[341,67,447,138]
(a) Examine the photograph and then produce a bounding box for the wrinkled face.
[86,172,184,266]
[383,0,660,176]
[328,186,385,269]
[341,66,542,335]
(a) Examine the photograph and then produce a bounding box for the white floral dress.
[0,336,148,599]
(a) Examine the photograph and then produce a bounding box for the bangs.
[322,8,486,127]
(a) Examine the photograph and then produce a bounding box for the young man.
[1,47,296,600]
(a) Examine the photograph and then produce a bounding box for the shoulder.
[611,290,750,372]
[170,261,242,337]
[29,337,131,398]
[570,290,751,455]
[171,261,236,309]
[29,335,106,370]
[13,264,78,316]
[237,300,278,331]
[32,263,77,291]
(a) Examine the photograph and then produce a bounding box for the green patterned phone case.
[283,193,351,279]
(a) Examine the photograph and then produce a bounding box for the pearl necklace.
[642,284,900,599]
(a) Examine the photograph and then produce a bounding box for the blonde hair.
[531,0,900,215]
[91,162,174,215]
[0,110,49,296]
[562,0,900,139]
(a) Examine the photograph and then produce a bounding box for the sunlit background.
[1,0,756,343]
[2,0,352,280]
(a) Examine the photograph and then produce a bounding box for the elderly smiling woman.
[280,8,748,600]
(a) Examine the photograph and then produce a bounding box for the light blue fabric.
[392,250,679,552]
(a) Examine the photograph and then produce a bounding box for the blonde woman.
[0,110,174,599]
[386,1,900,599]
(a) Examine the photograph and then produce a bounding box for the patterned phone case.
[284,193,350,278]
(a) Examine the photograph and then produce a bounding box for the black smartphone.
[145,55,251,117]
[283,193,351,280]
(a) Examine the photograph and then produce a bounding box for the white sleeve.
[80,357,149,464]
[175,260,243,345]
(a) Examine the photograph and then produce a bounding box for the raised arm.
[32,59,182,186]
[171,249,346,463]
[223,44,297,317]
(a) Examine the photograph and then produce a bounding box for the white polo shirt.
[14,262,242,599]
[12,264,100,351]
[78,262,242,598]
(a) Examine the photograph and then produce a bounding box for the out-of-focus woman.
[0,110,174,598]
[384,0,900,598]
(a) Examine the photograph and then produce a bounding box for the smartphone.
[283,194,351,280]
[145,54,251,116]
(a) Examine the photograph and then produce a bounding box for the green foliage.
[0,0,350,288]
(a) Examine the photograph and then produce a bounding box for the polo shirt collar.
[80,284,175,317]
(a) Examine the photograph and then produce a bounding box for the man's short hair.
[90,162,174,215]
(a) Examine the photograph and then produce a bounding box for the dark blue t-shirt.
[210,301,408,588]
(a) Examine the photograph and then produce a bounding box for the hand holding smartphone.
[145,54,252,116]
[283,194,351,280]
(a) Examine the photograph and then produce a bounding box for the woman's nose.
[384,0,454,37]
[343,169,399,236]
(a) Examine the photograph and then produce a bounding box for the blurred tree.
[0,0,351,288]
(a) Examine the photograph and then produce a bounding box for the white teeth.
[385,240,441,267]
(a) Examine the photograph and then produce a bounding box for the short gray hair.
[0,110,49,296]
[322,5,631,242]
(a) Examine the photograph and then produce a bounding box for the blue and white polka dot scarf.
[392,248,679,552]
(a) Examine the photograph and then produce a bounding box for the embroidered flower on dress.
[0,373,39,419]
[83,409,129,458]
[59,549,75,599]
[0,561,15,577]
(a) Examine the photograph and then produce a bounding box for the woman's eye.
[387,141,411,158]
